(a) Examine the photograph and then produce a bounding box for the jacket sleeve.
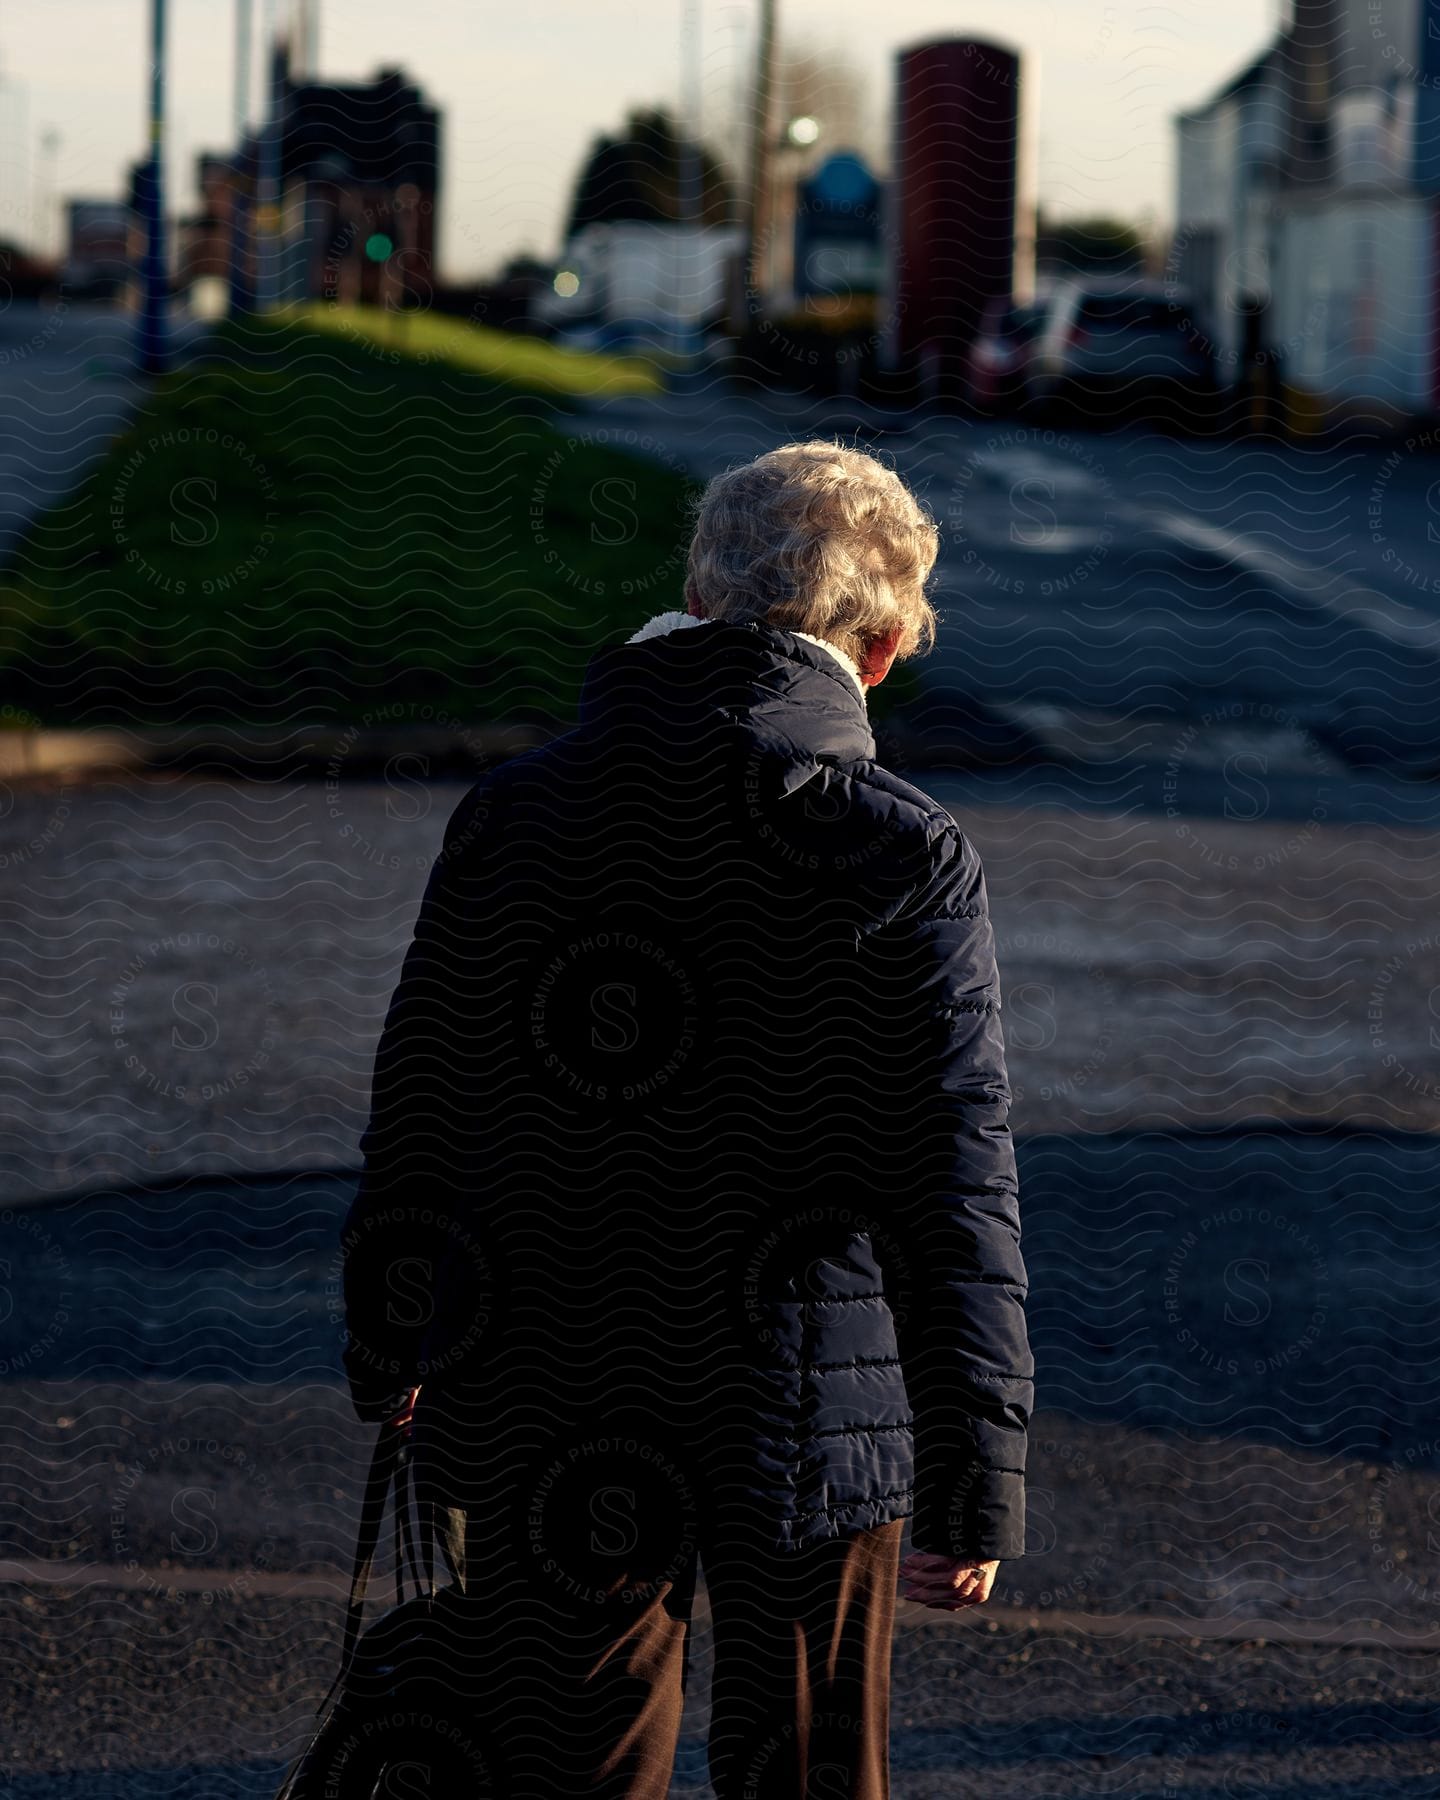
[859,820,1033,1562]
[339,781,496,1422]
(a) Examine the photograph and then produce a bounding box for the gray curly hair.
[682,439,941,669]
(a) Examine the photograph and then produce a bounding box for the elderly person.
[340,439,1034,1799]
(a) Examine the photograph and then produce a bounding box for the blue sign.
[807,152,877,209]
[1425,0,1440,79]
[794,152,883,300]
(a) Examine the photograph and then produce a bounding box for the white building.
[1172,48,1289,372]
[535,222,744,333]
[1174,0,1440,416]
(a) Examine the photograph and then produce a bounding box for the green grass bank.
[0,308,696,729]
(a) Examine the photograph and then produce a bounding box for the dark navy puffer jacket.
[341,613,1034,1562]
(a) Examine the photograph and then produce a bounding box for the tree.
[1035,214,1146,278]
[564,106,735,236]
[771,40,881,168]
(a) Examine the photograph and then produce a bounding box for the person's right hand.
[898,1550,999,1609]
[388,1385,421,1438]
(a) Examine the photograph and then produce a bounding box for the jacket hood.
[577,609,877,768]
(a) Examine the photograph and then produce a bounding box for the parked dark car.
[1024,279,1216,422]
[963,296,1050,414]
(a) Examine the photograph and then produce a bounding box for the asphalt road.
[562,384,1440,780]
[3,334,1440,1795]
[2,774,1438,1208]
[3,305,1437,785]
[5,1149,1440,1797]
[0,300,209,571]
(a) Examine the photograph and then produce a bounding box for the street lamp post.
[772,114,819,311]
[744,0,778,328]
[138,0,169,373]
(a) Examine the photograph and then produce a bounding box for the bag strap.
[314,1394,451,1721]
[393,1436,424,1605]
[316,1417,403,1717]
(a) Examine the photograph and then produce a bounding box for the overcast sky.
[0,0,1280,278]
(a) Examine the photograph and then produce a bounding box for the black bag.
[274,1414,493,1798]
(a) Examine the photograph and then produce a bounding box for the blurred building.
[176,155,244,288]
[535,222,743,334]
[1174,0,1440,418]
[0,238,61,300]
[277,64,440,307]
[63,199,133,295]
[457,255,556,332]
[174,58,440,313]
[880,37,1032,392]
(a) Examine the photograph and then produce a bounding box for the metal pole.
[254,5,284,311]
[37,127,60,261]
[138,0,168,374]
[681,0,703,384]
[229,0,254,316]
[294,0,318,81]
[744,0,777,324]
[234,0,252,133]
[1,70,34,260]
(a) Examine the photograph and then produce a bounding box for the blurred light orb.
[365,233,395,262]
[553,269,581,298]
[787,115,821,146]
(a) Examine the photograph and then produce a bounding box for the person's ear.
[685,582,704,619]
[858,626,903,688]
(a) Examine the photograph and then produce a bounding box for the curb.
[0,724,546,782]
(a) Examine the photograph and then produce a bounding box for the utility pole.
[680,0,703,384]
[36,127,61,261]
[138,0,169,374]
[291,0,319,81]
[253,5,285,311]
[229,0,254,316]
[743,0,777,326]
[0,61,33,260]
[235,0,253,135]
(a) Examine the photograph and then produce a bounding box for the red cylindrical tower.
[882,37,1023,393]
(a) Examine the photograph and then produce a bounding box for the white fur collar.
[792,629,867,703]
[625,609,867,704]
[626,609,709,645]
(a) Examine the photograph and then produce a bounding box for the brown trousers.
[442,1516,905,1800]
[412,1398,904,1799]
[405,1368,900,1792]
[700,1518,905,1800]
